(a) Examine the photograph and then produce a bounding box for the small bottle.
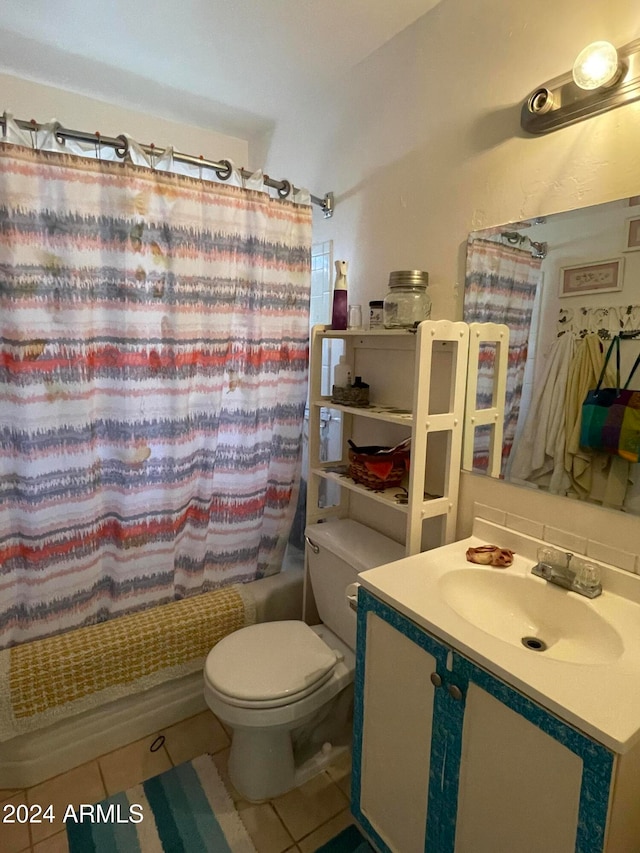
[348,304,363,329]
[333,355,352,388]
[369,300,384,329]
[331,260,348,330]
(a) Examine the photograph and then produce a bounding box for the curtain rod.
[1,114,335,218]
[500,230,547,259]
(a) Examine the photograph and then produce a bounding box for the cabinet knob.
[448,684,463,701]
[430,672,442,688]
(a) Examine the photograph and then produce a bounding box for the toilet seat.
[204,621,340,709]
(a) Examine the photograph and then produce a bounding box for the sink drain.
[521,636,547,652]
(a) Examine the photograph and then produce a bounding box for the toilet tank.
[304,519,404,650]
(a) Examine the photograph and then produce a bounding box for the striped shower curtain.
[0,145,311,649]
[464,237,541,474]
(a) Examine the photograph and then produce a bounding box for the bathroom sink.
[358,523,640,751]
[438,569,624,664]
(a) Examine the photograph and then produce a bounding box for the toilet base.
[229,726,296,802]
[227,686,353,802]
[293,742,350,790]
[229,730,350,803]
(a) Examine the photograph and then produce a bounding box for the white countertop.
[357,520,640,754]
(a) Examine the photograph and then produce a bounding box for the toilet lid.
[205,621,339,703]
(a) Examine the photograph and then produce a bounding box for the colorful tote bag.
[580,335,640,463]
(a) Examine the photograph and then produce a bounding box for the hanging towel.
[509,332,574,492]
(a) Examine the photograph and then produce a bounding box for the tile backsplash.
[505,513,544,540]
[474,502,639,575]
[586,540,637,574]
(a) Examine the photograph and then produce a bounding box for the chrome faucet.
[531,548,602,599]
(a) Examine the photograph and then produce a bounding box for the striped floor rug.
[65,753,373,852]
[66,754,256,852]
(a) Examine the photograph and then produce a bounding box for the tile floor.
[0,709,355,853]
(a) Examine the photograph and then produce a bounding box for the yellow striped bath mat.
[1,585,255,740]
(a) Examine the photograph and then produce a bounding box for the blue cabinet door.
[352,589,613,853]
[352,587,451,852]
[453,653,613,853]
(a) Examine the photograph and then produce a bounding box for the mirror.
[466,194,640,516]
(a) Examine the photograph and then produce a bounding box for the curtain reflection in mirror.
[464,237,542,475]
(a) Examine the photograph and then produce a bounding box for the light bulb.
[572,41,620,90]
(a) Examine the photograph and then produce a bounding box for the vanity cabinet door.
[353,589,615,853]
[453,654,613,853]
[352,588,450,853]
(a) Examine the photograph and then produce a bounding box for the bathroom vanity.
[351,519,640,853]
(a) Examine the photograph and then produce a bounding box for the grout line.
[296,805,353,850]
[26,800,33,851]
[266,800,296,850]
[0,789,25,805]
[95,755,108,800]
[163,743,175,768]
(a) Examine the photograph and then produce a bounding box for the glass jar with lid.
[383,270,431,329]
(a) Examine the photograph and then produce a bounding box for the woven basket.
[331,384,370,407]
[348,447,409,490]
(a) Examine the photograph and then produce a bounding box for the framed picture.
[559,258,624,298]
[625,216,640,251]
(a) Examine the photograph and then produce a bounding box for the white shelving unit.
[463,322,510,478]
[307,321,478,555]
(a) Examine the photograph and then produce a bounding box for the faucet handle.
[573,559,601,592]
[536,546,564,570]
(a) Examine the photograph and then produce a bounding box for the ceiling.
[0,0,442,141]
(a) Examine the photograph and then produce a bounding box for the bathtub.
[0,567,303,788]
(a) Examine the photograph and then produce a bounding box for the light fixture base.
[521,38,640,134]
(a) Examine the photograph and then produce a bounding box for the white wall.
[0,72,249,167]
[263,0,640,553]
[265,0,640,318]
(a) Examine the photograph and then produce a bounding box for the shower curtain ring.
[277,179,292,199]
[114,134,129,159]
[52,121,65,148]
[214,159,232,181]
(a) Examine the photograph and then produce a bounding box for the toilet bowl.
[203,519,404,801]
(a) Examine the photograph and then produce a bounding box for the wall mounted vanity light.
[521,38,640,133]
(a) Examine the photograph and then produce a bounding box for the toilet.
[203,518,404,801]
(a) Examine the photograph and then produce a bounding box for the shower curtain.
[464,237,541,474]
[0,144,312,649]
